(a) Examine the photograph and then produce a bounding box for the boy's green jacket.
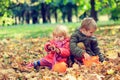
[70,28,104,62]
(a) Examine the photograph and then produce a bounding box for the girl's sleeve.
[44,42,51,52]
[59,42,70,57]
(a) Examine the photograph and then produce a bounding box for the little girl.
[26,25,70,71]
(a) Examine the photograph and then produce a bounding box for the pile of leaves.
[0,28,120,80]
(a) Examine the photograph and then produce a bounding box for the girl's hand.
[47,45,55,51]
[83,52,91,60]
[55,48,60,54]
[47,45,60,54]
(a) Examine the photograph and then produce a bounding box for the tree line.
[0,0,120,25]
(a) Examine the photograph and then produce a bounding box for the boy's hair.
[53,25,68,38]
[81,17,97,30]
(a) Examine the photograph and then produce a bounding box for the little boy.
[70,17,104,65]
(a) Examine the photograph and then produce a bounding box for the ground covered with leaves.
[0,28,120,80]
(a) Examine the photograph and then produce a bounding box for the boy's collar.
[79,29,87,37]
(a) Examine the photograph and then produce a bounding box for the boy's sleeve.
[70,33,85,58]
[91,37,104,62]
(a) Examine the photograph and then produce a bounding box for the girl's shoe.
[26,62,34,69]
[34,61,40,71]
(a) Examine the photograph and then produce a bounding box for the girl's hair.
[52,25,69,38]
[80,17,97,30]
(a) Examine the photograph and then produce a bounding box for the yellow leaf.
[111,30,116,35]
[65,74,76,80]
[106,50,118,59]
[72,63,79,70]
[107,69,115,74]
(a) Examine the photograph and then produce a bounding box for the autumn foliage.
[0,27,120,79]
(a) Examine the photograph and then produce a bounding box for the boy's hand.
[98,54,104,62]
[83,52,91,60]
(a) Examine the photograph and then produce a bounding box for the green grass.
[0,24,54,39]
[0,23,81,39]
[0,20,120,40]
[97,20,120,27]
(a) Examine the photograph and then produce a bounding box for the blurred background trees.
[0,0,120,26]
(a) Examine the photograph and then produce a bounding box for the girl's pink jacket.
[44,38,70,64]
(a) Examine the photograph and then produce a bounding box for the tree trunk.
[90,0,98,21]
[14,16,17,25]
[54,9,57,23]
[73,4,78,22]
[25,12,30,24]
[21,14,24,24]
[60,4,66,23]
[41,3,47,23]
[31,10,39,24]
[62,12,66,23]
[67,3,72,22]
[46,5,51,23]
